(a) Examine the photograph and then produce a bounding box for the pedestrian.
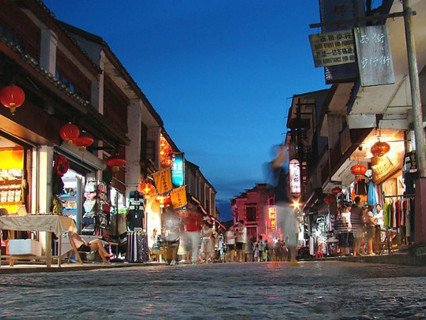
[270,144,297,264]
[225,226,236,262]
[200,221,215,263]
[178,203,203,264]
[334,203,353,256]
[364,205,376,255]
[161,207,182,266]
[253,240,260,262]
[235,220,247,262]
[351,196,364,256]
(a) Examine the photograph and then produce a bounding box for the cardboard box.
[8,239,42,256]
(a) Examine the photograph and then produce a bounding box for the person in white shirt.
[235,220,247,262]
[225,226,236,262]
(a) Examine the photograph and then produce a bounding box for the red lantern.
[331,186,342,196]
[161,156,173,167]
[73,131,94,149]
[0,84,25,114]
[138,181,156,196]
[54,155,69,177]
[324,194,335,205]
[370,141,390,157]
[106,155,126,173]
[59,123,80,143]
[351,164,367,176]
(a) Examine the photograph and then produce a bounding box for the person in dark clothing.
[351,196,364,256]
[271,144,297,263]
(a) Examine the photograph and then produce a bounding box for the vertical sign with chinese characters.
[309,30,355,67]
[170,186,187,209]
[171,153,185,187]
[354,25,395,87]
[152,168,172,195]
[319,0,365,83]
[289,159,301,198]
[268,207,277,230]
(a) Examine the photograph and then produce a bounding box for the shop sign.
[268,206,277,230]
[289,159,301,197]
[170,186,187,209]
[354,25,395,87]
[172,153,185,187]
[319,0,365,83]
[309,30,355,67]
[371,151,404,185]
[152,168,172,195]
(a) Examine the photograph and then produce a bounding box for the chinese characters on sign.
[268,207,277,230]
[309,30,355,67]
[171,153,184,187]
[289,159,301,197]
[354,25,395,86]
[152,168,172,195]
[170,186,187,209]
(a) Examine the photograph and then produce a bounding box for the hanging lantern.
[138,181,156,196]
[324,194,335,205]
[106,155,126,173]
[161,156,173,167]
[59,123,80,143]
[54,155,69,177]
[351,164,367,176]
[0,84,26,114]
[370,141,390,157]
[331,186,342,196]
[73,131,94,150]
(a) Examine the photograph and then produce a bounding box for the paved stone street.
[0,261,426,319]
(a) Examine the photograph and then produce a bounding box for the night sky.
[43,0,330,221]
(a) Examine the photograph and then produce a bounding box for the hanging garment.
[392,201,397,228]
[367,180,378,206]
[395,199,401,228]
[383,202,391,229]
[405,199,411,238]
[355,179,368,196]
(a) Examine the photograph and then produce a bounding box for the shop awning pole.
[403,0,426,177]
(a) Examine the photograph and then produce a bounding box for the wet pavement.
[0,261,425,319]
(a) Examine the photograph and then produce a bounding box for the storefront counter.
[0,215,77,268]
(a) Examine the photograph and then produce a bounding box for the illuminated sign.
[289,159,301,197]
[172,153,185,187]
[268,207,277,230]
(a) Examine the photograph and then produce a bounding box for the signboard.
[354,25,395,87]
[152,168,172,195]
[309,30,355,67]
[289,159,301,197]
[170,186,187,209]
[371,150,404,185]
[319,0,365,83]
[171,153,185,187]
[268,207,277,230]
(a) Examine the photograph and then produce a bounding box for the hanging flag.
[170,186,187,209]
[152,168,172,194]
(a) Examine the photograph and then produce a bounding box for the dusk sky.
[43,0,329,221]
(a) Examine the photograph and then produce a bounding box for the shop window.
[246,206,257,222]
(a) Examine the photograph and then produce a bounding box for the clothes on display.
[127,191,145,231]
[126,228,149,262]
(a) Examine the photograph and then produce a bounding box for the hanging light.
[331,186,342,196]
[371,141,390,157]
[351,164,367,176]
[138,181,156,196]
[161,156,173,167]
[106,155,126,173]
[73,131,94,150]
[59,123,80,144]
[0,84,26,114]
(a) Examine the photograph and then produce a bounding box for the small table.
[0,215,77,268]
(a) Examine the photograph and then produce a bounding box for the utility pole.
[403,0,426,178]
